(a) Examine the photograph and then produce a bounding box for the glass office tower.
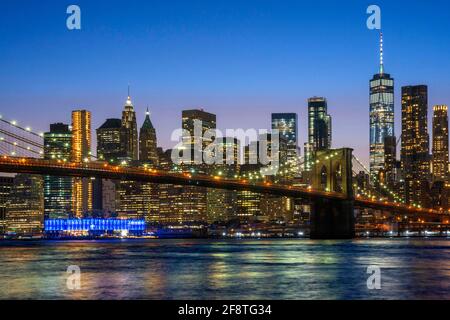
[271,113,298,166]
[43,123,72,219]
[369,32,395,179]
[304,97,332,171]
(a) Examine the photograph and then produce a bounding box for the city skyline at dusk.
[2,1,450,166]
[2,0,450,304]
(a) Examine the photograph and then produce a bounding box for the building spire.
[379,31,384,74]
[125,84,133,108]
[141,106,154,130]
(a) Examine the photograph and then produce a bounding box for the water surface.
[0,239,449,300]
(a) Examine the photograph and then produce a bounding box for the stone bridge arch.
[311,148,354,198]
[310,148,355,239]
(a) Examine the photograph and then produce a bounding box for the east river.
[1,239,449,299]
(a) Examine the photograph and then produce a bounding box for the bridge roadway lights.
[310,198,355,239]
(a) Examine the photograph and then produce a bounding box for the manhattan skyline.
[1,0,450,166]
[2,1,450,303]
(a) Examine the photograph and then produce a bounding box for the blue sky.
[1,0,450,165]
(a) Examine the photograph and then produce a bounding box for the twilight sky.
[1,0,450,165]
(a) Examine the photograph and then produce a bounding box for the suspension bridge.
[0,115,448,239]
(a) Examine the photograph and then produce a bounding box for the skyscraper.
[206,137,239,223]
[401,85,430,206]
[257,133,292,221]
[71,110,92,217]
[382,135,397,188]
[6,174,44,236]
[71,110,92,163]
[156,148,185,224]
[117,180,148,219]
[260,194,293,222]
[0,176,13,235]
[304,97,332,171]
[139,108,158,166]
[43,123,72,219]
[432,105,449,181]
[181,109,217,223]
[97,118,124,163]
[237,142,263,221]
[237,134,290,222]
[136,108,159,222]
[117,95,140,217]
[118,100,154,221]
[181,109,217,172]
[370,32,395,179]
[95,119,125,216]
[271,113,298,167]
[121,94,138,162]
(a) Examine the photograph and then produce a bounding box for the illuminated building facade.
[71,110,93,217]
[304,97,332,171]
[237,134,289,222]
[97,118,124,163]
[432,105,449,181]
[0,176,13,235]
[117,163,159,223]
[370,74,395,177]
[71,110,91,163]
[401,85,430,206]
[117,179,148,219]
[6,174,44,236]
[181,109,217,171]
[117,95,141,218]
[237,186,261,221]
[429,181,449,211]
[118,108,160,222]
[382,135,397,189]
[237,145,262,221]
[139,108,158,166]
[245,133,288,170]
[370,33,395,180]
[43,123,72,219]
[44,218,145,237]
[271,113,298,168]
[96,119,125,216]
[207,137,239,223]
[180,109,217,223]
[100,179,117,214]
[140,181,161,223]
[258,133,292,220]
[156,148,185,224]
[260,195,293,222]
[370,72,395,179]
[121,95,138,162]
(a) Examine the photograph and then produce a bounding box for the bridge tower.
[310,148,355,239]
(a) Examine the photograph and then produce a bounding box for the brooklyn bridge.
[1,115,449,239]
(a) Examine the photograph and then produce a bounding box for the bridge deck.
[0,156,447,218]
[0,157,346,201]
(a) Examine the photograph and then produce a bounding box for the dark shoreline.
[1,236,450,242]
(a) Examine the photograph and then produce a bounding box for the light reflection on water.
[0,239,450,300]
